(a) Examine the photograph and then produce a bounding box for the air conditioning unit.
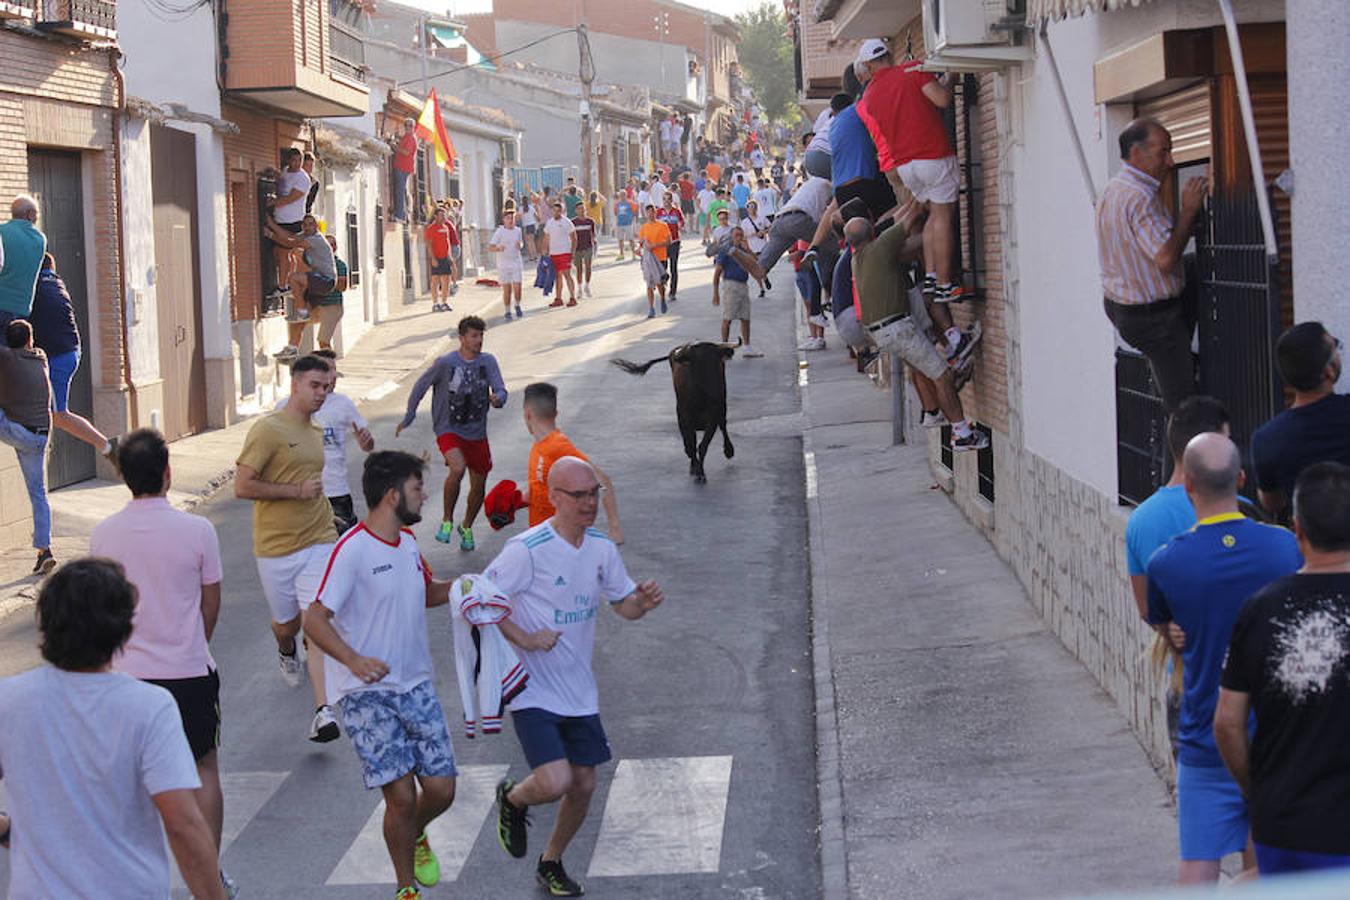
[922,0,1031,70]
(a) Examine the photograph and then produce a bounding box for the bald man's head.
[1182,432,1242,501]
[843,217,873,249]
[547,456,597,490]
[11,195,37,222]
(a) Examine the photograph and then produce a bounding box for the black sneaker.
[32,549,55,576]
[763,276,772,291]
[496,779,529,858]
[952,429,990,452]
[536,857,584,897]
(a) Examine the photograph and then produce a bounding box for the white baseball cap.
[855,38,889,65]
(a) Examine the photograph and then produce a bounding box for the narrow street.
[1,250,820,899]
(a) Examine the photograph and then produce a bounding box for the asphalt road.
[2,247,819,899]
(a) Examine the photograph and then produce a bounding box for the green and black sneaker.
[536,856,584,897]
[495,778,530,858]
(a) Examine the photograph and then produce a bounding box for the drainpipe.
[1039,23,1097,207]
[109,47,140,429]
[1217,0,1278,261]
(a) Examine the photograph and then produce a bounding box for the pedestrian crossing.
[170,755,736,889]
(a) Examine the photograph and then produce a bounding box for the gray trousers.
[756,210,817,274]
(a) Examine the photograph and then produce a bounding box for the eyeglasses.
[555,485,605,501]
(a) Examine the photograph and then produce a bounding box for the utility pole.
[419,15,434,210]
[578,23,595,193]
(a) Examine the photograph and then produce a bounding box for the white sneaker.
[797,337,826,351]
[920,410,950,428]
[309,704,340,743]
[278,645,304,688]
[808,313,829,329]
[584,284,592,298]
[742,345,764,358]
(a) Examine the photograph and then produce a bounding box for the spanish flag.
[415,88,457,171]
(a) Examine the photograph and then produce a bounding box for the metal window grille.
[345,209,360,287]
[940,424,954,471]
[976,423,994,502]
[374,202,385,271]
[256,175,284,317]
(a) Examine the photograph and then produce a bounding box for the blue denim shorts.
[337,680,458,789]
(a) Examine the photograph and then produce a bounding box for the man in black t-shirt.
[1250,322,1350,523]
[1216,460,1350,876]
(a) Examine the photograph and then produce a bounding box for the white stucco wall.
[495,20,692,100]
[1287,0,1350,339]
[118,117,162,386]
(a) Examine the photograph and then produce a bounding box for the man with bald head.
[1146,432,1302,884]
[1098,118,1209,412]
[0,196,47,327]
[484,456,663,896]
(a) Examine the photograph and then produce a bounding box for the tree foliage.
[735,4,797,125]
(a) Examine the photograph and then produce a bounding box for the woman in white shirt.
[740,199,772,296]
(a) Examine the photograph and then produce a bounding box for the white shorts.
[498,260,523,284]
[256,542,335,624]
[896,156,960,205]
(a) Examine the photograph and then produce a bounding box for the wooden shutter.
[1137,82,1212,164]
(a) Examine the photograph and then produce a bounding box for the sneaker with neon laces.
[278,643,304,688]
[536,857,584,897]
[496,779,530,858]
[395,887,421,900]
[309,704,340,742]
[414,832,440,886]
[457,524,475,552]
[435,521,454,544]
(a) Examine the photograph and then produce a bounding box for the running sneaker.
[414,832,440,887]
[946,321,983,367]
[763,276,772,291]
[449,283,460,295]
[808,313,830,329]
[922,274,938,295]
[920,409,949,429]
[646,308,656,319]
[566,298,578,307]
[274,344,299,359]
[935,282,966,303]
[583,284,592,298]
[435,521,454,544]
[953,429,990,452]
[660,299,668,314]
[220,869,239,900]
[797,337,825,351]
[395,888,421,900]
[457,524,475,552]
[278,645,304,688]
[309,705,340,743]
[742,345,764,358]
[536,857,584,897]
[514,305,524,318]
[548,298,565,308]
[504,310,514,322]
[32,548,55,575]
[496,779,530,858]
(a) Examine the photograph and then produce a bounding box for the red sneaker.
[566,298,578,307]
[548,298,565,308]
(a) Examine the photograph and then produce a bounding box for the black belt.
[22,423,49,435]
[1105,295,1179,315]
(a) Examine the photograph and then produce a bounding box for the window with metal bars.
[374,202,385,271]
[976,424,994,502]
[345,210,360,287]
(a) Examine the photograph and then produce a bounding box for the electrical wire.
[395,26,584,88]
[142,0,212,22]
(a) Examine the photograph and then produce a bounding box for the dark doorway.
[27,149,95,488]
[151,125,207,441]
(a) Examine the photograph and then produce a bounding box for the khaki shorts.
[721,278,751,322]
[316,303,343,345]
[867,312,948,380]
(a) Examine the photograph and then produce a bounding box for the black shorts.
[431,256,454,275]
[146,669,221,762]
[269,219,303,248]
[835,176,896,221]
[330,494,357,534]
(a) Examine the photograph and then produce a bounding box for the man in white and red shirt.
[89,427,233,894]
[304,450,457,897]
[855,38,965,303]
[542,201,578,308]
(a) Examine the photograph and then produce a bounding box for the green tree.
[735,4,798,125]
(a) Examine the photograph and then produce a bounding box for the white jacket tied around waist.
[451,574,528,738]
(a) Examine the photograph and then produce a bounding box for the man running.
[488,457,663,897]
[397,316,508,552]
[637,205,671,318]
[520,382,622,543]
[305,451,458,900]
[234,354,340,742]
[655,192,685,301]
[489,209,525,321]
[543,202,578,308]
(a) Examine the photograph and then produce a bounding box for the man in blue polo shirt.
[0,196,47,328]
[1147,432,1302,885]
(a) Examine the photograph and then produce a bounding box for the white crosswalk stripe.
[587,755,734,877]
[326,763,509,886]
[172,770,288,889]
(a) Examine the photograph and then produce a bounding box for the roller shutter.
[1137,82,1212,164]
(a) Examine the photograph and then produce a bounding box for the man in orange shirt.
[637,205,671,318]
[520,382,622,542]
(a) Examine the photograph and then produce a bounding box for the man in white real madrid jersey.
[487,456,663,897]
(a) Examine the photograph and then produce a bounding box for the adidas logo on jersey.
[554,575,567,587]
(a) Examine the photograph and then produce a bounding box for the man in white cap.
[854,38,966,304]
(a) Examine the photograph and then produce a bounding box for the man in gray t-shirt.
[0,559,225,899]
[264,213,338,357]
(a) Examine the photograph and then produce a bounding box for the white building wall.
[118,117,160,386]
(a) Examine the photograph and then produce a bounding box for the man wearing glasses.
[484,456,662,897]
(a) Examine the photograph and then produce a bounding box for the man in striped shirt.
[1098,118,1208,412]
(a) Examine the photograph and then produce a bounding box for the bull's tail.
[611,356,670,376]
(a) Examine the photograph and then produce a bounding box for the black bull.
[611,341,737,483]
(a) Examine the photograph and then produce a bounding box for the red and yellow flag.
[415,88,457,171]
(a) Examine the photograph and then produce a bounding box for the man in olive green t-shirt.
[235,354,341,743]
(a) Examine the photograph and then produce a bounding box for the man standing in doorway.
[543,202,578,308]
[0,318,55,574]
[424,206,459,313]
[397,316,508,553]
[489,457,663,898]
[1096,117,1208,413]
[0,196,46,328]
[234,354,340,743]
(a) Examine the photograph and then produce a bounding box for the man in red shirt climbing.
[390,117,418,223]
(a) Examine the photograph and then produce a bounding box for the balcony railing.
[38,0,115,40]
[0,0,36,22]
[329,20,366,84]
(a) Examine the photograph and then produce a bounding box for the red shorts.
[436,432,493,473]
[550,253,573,272]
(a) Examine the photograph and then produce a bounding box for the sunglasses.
[555,486,605,501]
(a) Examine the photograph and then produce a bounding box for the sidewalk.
[799,342,1177,898]
[0,291,501,663]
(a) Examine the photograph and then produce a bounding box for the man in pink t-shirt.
[90,428,231,892]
